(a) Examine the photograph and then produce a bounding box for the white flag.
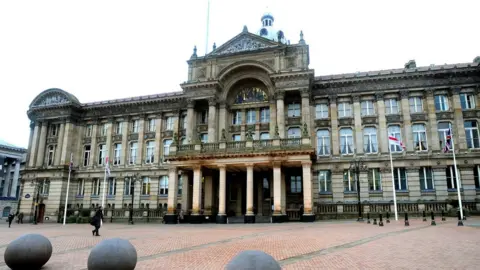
[105,156,111,176]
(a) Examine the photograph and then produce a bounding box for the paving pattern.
[0,217,479,269]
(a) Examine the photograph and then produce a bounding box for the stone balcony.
[166,137,315,161]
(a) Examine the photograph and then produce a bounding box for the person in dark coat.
[17,212,24,224]
[90,206,104,236]
[7,213,15,228]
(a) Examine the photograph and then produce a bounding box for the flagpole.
[389,147,399,221]
[100,156,108,226]
[451,134,464,220]
[62,153,73,225]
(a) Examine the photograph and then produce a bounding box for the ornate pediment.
[30,88,80,109]
[209,32,279,56]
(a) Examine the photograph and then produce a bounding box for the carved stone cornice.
[400,90,409,99]
[352,94,360,103]
[450,87,462,95]
[328,94,337,104]
[375,92,384,101]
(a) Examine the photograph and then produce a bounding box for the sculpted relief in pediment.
[213,36,277,56]
[33,93,70,107]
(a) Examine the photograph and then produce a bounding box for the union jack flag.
[443,129,452,153]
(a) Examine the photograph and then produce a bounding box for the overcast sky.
[0,0,478,148]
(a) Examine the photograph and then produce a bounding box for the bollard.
[430,211,436,226]
[404,212,409,226]
[386,212,390,223]
[457,211,464,226]
[379,214,384,227]
[367,213,371,224]
[441,209,446,221]
[373,218,377,225]
[422,210,427,222]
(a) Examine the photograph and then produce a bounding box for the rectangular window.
[246,109,256,124]
[180,114,187,130]
[343,170,356,192]
[338,102,352,118]
[115,122,123,135]
[50,124,58,137]
[446,165,460,189]
[47,145,55,166]
[434,95,449,111]
[113,143,121,165]
[159,176,168,195]
[232,110,242,125]
[85,125,93,137]
[474,165,480,189]
[368,168,382,191]
[460,93,476,110]
[92,179,100,196]
[178,175,183,196]
[438,122,452,150]
[287,128,301,139]
[317,130,330,156]
[412,124,428,151]
[419,167,434,190]
[129,142,138,164]
[201,110,208,124]
[100,124,108,136]
[98,144,106,165]
[200,133,208,143]
[40,179,50,195]
[145,141,155,164]
[147,119,156,132]
[287,103,301,117]
[166,117,174,130]
[318,170,331,192]
[131,120,139,133]
[232,134,241,141]
[163,139,172,160]
[315,104,329,119]
[260,107,270,123]
[385,99,399,115]
[409,97,423,113]
[393,168,407,191]
[83,145,91,166]
[77,179,85,196]
[340,128,354,155]
[388,125,403,152]
[363,127,378,153]
[464,121,480,149]
[124,178,132,195]
[290,176,302,193]
[361,100,375,116]
[107,178,116,196]
[142,177,151,195]
[260,132,270,140]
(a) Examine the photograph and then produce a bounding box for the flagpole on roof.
[388,142,399,221]
[63,153,73,225]
[451,130,464,221]
[205,0,211,55]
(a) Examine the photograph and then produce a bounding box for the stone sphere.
[4,234,53,270]
[87,238,137,270]
[226,250,281,270]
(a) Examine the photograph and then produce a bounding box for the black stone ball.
[87,238,137,270]
[226,250,281,270]
[4,234,53,270]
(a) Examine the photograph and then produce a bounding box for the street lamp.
[30,180,42,225]
[126,173,141,225]
[349,158,368,222]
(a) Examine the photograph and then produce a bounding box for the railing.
[202,143,219,151]
[280,138,301,147]
[226,141,246,149]
[178,144,194,151]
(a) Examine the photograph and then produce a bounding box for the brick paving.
[0,217,479,270]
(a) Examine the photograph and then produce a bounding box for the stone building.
[0,140,26,219]
[21,13,480,224]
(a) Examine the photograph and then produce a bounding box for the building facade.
[21,13,480,223]
[0,140,26,219]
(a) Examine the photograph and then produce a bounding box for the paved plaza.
[1,217,479,269]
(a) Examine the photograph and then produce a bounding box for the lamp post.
[30,179,42,225]
[349,158,368,222]
[126,173,141,225]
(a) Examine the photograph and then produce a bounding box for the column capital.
[245,163,254,168]
[375,92,384,101]
[450,87,462,95]
[275,90,285,100]
[425,88,434,97]
[269,95,276,104]
[301,161,312,167]
[400,90,409,99]
[192,164,202,171]
[352,94,360,103]
[186,99,195,109]
[272,161,282,168]
[208,97,217,106]
[300,88,310,99]
[328,94,337,104]
[30,121,36,129]
[218,164,227,169]
[219,101,228,109]
[168,167,177,174]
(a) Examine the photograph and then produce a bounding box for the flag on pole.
[388,135,406,150]
[443,129,452,153]
[105,156,111,176]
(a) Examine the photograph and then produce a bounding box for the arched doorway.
[37,204,46,223]
[2,206,11,217]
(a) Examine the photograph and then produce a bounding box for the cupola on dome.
[257,12,287,44]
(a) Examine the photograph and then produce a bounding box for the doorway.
[37,204,46,223]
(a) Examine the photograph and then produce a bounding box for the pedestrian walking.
[7,213,15,228]
[17,212,24,224]
[90,206,104,236]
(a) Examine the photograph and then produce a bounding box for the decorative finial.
[243,25,248,33]
[191,45,198,59]
[213,42,217,51]
[299,30,305,45]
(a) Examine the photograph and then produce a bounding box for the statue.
[173,132,178,144]
[246,129,254,141]
[274,125,280,139]
[221,129,226,141]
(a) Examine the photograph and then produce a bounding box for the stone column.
[204,175,213,216]
[28,122,40,167]
[35,122,48,167]
[9,160,21,197]
[121,119,129,166]
[186,100,195,144]
[273,164,282,219]
[426,90,440,151]
[302,161,314,221]
[376,93,389,153]
[218,102,227,141]
[329,95,340,155]
[181,171,190,212]
[281,173,286,214]
[191,166,203,219]
[2,161,11,197]
[433,166,448,201]
[54,122,65,166]
[451,88,467,150]
[269,97,277,136]
[400,91,414,152]
[165,167,178,224]
[275,91,285,138]
[60,120,75,165]
[245,164,255,223]
[353,95,363,154]
[217,165,227,223]
[136,117,145,165]
[301,89,311,130]
[89,123,98,167]
[207,98,217,143]
[26,121,34,165]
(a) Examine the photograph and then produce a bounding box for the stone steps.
[227,216,272,224]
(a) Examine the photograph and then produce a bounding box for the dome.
[257,12,287,44]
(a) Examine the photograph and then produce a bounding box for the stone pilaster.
[136,117,145,165]
[191,166,203,215]
[426,90,440,151]
[381,168,394,201]
[2,162,11,197]
[54,122,65,166]
[302,161,313,215]
[26,121,35,166]
[218,165,226,215]
[400,91,414,152]
[246,164,254,216]
[105,120,113,163]
[218,102,227,141]
[433,166,448,201]
[60,121,74,165]
[359,172,369,201]
[35,122,48,167]
[28,122,40,167]
[407,167,421,200]
[329,95,340,155]
[167,167,178,214]
[275,91,285,138]
[451,88,467,150]
[89,123,98,167]
[301,89,311,130]
[459,166,476,201]
[273,164,282,215]
[9,160,21,197]
[153,116,162,164]
[121,119,129,166]
[332,169,344,202]
[352,95,363,154]
[281,172,286,215]
[207,98,217,142]
[204,175,213,215]
[376,93,389,153]
[186,100,195,143]
[269,97,277,136]
[74,125,85,168]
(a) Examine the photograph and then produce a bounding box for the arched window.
[234,87,268,104]
[2,207,11,217]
